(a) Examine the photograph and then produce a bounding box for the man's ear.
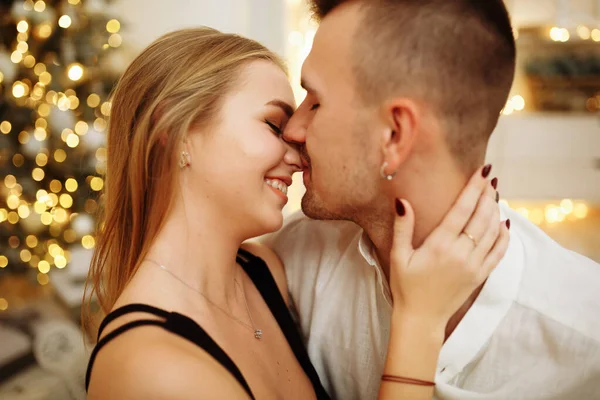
[380,98,419,172]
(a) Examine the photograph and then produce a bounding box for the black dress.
[85,248,330,400]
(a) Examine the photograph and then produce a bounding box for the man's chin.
[301,192,337,221]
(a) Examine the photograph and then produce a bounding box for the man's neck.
[358,163,480,339]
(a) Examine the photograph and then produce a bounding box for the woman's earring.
[380,162,397,180]
[179,151,190,169]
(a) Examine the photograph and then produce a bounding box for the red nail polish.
[506,219,511,230]
[395,199,405,216]
[491,177,498,189]
[482,164,492,178]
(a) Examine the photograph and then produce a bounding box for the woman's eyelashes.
[310,103,320,111]
[265,120,282,136]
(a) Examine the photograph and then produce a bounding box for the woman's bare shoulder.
[87,326,250,399]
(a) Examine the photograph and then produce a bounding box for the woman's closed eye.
[310,103,320,111]
[265,120,282,136]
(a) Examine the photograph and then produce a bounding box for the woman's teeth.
[265,178,288,195]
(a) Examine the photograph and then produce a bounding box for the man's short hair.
[311,0,516,171]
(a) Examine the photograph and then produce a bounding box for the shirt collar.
[358,230,378,267]
[357,230,393,306]
[436,203,524,382]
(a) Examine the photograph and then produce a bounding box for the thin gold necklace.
[145,259,263,340]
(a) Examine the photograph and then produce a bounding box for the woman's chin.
[255,208,284,236]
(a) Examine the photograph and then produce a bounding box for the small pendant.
[254,329,262,340]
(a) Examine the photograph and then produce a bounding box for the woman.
[83,28,508,399]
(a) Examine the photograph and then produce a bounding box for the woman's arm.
[378,165,510,399]
[379,314,444,399]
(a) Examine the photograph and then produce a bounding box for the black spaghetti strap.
[86,319,165,390]
[237,249,330,399]
[166,312,255,399]
[85,304,256,399]
[96,303,170,340]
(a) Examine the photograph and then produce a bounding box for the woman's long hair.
[82,27,284,337]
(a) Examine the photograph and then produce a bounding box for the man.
[265,0,600,399]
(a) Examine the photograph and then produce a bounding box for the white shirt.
[265,204,600,400]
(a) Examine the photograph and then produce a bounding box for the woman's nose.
[282,140,302,172]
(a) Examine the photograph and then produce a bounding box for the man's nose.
[283,112,307,145]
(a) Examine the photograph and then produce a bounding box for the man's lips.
[301,157,310,169]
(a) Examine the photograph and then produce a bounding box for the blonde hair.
[82,27,284,337]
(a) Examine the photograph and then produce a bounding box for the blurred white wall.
[112,0,287,57]
[488,115,600,202]
[112,0,600,54]
[508,0,599,27]
[492,0,600,203]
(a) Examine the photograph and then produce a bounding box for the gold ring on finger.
[461,231,478,247]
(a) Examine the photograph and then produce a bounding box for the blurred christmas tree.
[0,0,122,284]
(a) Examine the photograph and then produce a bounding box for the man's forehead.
[303,6,359,85]
[316,1,363,39]
[312,4,363,61]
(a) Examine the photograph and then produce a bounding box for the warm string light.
[0,182,86,273]
[106,19,120,33]
[108,34,122,48]
[36,23,53,39]
[87,93,101,107]
[510,200,590,225]
[550,27,570,42]
[0,3,120,284]
[17,41,29,53]
[577,26,591,40]
[58,15,72,29]
[549,26,600,42]
[502,95,526,115]
[94,117,107,131]
[34,1,46,12]
[37,273,49,285]
[106,19,122,48]
[17,20,29,33]
[67,63,84,81]
[586,94,600,112]
[0,121,12,134]
[34,62,46,75]
[0,173,97,276]
[82,235,95,249]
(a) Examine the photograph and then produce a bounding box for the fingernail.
[506,219,511,230]
[482,164,492,178]
[395,199,405,217]
[496,191,500,203]
[491,177,498,189]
